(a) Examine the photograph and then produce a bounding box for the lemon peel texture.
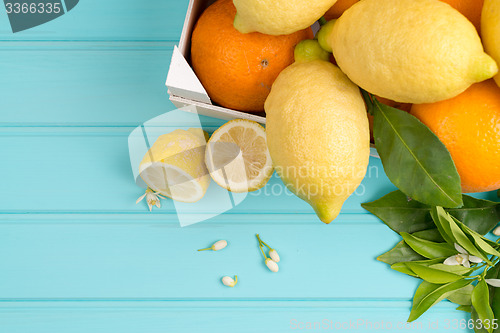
[233,0,338,35]
[265,60,370,223]
[329,0,498,103]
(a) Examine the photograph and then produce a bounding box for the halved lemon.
[139,129,210,203]
[205,119,273,192]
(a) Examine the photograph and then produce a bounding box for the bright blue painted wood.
[0,0,495,331]
[0,303,470,333]
[0,129,397,214]
[0,129,495,214]
[0,0,188,41]
[0,49,177,126]
[0,222,409,299]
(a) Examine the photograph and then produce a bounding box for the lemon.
[139,128,210,203]
[294,40,330,63]
[328,0,498,104]
[264,60,370,224]
[482,0,500,87]
[205,119,273,193]
[233,0,337,35]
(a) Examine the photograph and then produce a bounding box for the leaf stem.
[318,16,327,26]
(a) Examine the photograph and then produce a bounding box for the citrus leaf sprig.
[367,200,500,332]
[362,91,463,208]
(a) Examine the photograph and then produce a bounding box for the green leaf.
[413,229,445,243]
[486,263,500,326]
[456,218,500,257]
[408,279,473,322]
[471,263,500,333]
[472,280,495,333]
[377,229,444,265]
[456,304,472,313]
[429,263,473,276]
[431,206,491,264]
[401,232,456,259]
[377,240,425,265]
[447,213,490,263]
[362,190,500,235]
[447,284,474,305]
[406,262,464,284]
[369,97,463,208]
[361,191,434,233]
[410,281,440,315]
[448,196,500,235]
[391,263,418,277]
[391,258,444,277]
[430,206,457,245]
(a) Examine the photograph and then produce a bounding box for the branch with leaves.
[362,91,500,332]
[364,197,500,332]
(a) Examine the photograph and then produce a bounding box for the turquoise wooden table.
[1,1,497,332]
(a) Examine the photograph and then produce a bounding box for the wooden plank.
[0,0,189,41]
[0,129,399,214]
[0,48,180,126]
[0,302,469,333]
[1,131,496,215]
[0,222,427,299]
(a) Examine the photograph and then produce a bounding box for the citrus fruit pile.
[140,0,500,228]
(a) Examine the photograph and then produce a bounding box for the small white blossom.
[198,240,227,252]
[486,279,500,287]
[444,243,483,268]
[493,226,500,236]
[136,188,166,211]
[222,275,238,287]
[265,258,279,272]
[269,249,280,263]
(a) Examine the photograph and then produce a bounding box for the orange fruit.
[410,79,500,193]
[438,0,484,33]
[324,0,359,20]
[191,0,313,112]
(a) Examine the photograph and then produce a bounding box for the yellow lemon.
[139,129,210,203]
[205,119,273,193]
[264,60,370,223]
[482,0,500,87]
[233,0,337,35]
[329,0,498,103]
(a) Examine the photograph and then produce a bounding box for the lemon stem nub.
[319,16,327,26]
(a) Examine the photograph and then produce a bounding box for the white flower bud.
[265,258,279,272]
[269,249,280,263]
[222,275,238,287]
[493,226,500,236]
[198,240,228,252]
[212,240,227,251]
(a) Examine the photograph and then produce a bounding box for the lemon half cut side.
[205,119,273,193]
